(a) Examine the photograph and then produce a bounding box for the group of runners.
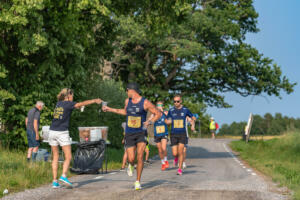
[26,83,196,190]
[103,82,196,190]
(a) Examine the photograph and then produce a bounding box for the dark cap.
[127,82,141,94]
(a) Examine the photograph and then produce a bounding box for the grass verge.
[230,131,300,200]
[0,144,158,198]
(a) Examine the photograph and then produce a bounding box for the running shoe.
[52,181,60,188]
[135,181,142,190]
[177,168,183,175]
[120,167,126,172]
[161,164,166,171]
[144,160,150,164]
[59,176,73,187]
[165,161,169,168]
[183,162,187,169]
[127,164,134,176]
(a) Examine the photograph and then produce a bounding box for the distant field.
[230,131,300,200]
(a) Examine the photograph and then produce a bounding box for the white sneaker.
[183,162,187,169]
[127,164,134,177]
[135,181,142,190]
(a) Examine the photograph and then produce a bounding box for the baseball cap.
[126,82,141,94]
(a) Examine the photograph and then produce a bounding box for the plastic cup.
[102,101,107,108]
[80,106,85,112]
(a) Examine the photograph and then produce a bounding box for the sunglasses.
[156,104,163,107]
[173,101,180,103]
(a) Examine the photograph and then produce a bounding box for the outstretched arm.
[74,98,102,108]
[103,99,128,116]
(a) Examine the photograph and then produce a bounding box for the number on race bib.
[174,120,184,128]
[156,126,165,134]
[127,116,142,128]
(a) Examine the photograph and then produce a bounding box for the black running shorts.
[124,133,147,148]
[170,134,187,146]
[154,135,169,143]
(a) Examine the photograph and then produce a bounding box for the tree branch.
[145,52,156,81]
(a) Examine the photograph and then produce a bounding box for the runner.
[147,101,169,171]
[165,95,195,175]
[49,88,102,188]
[210,117,216,139]
[102,82,160,190]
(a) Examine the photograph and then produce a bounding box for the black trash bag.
[70,140,106,174]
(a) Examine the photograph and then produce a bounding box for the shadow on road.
[185,146,232,159]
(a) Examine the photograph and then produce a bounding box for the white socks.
[161,160,165,164]
[164,157,167,162]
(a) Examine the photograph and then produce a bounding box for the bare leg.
[161,139,167,158]
[122,150,128,168]
[126,146,136,165]
[27,147,33,159]
[156,142,164,160]
[61,145,72,177]
[136,142,146,182]
[33,146,39,153]
[51,146,59,181]
[178,143,185,170]
[145,147,149,161]
[183,147,187,162]
[172,145,178,158]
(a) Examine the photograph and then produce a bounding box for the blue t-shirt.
[125,98,147,134]
[167,106,193,135]
[154,112,168,137]
[50,101,76,131]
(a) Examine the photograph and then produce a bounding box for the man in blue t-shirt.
[25,101,44,162]
[165,95,196,175]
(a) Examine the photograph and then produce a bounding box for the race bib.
[127,116,142,128]
[156,125,166,134]
[174,119,184,128]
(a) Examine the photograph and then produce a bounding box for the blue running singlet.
[154,112,168,137]
[125,98,147,134]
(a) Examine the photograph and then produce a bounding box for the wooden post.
[246,113,253,143]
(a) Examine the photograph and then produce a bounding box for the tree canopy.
[0,0,296,148]
[110,0,295,106]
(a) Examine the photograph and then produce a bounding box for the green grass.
[230,131,300,200]
[0,144,158,198]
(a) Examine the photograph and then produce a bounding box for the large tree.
[0,0,191,147]
[110,0,295,107]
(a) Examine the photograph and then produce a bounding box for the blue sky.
[207,0,300,125]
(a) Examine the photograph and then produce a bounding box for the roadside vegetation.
[0,145,158,198]
[230,131,300,200]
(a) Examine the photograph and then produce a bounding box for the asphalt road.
[2,139,289,200]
